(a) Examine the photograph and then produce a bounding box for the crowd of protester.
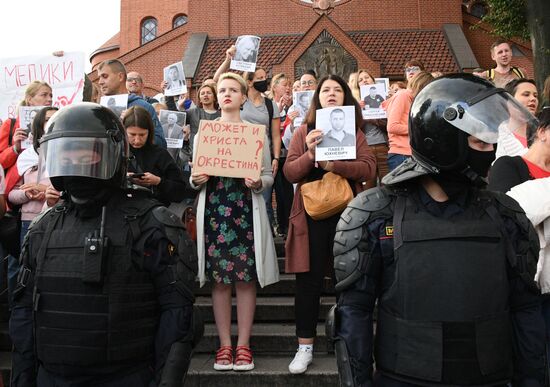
[1,35,550,379]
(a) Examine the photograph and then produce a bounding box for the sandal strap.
[215,346,233,362]
[235,346,253,362]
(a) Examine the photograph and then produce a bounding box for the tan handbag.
[300,172,353,220]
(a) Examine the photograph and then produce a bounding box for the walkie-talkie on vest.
[83,206,110,283]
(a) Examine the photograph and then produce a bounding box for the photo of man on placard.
[319,107,355,148]
[234,35,260,63]
[363,86,385,108]
[163,62,187,96]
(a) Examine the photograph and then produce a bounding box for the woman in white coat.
[191,72,279,372]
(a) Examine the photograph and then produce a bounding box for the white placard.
[292,90,314,127]
[164,62,187,96]
[19,106,45,149]
[159,109,187,148]
[0,52,85,119]
[100,94,128,118]
[315,106,356,161]
[360,82,387,119]
[230,35,261,72]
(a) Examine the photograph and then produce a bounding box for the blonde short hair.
[21,81,52,106]
[218,72,248,95]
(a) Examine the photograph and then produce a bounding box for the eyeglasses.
[127,77,142,83]
[300,80,316,86]
[405,66,421,73]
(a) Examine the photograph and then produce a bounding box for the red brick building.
[89,0,533,98]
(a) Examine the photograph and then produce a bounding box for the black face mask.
[253,80,268,93]
[64,176,110,205]
[466,148,496,178]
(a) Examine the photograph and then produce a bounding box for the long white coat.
[190,134,279,288]
[507,177,550,293]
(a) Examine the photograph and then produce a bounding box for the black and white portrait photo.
[315,105,356,161]
[159,109,187,157]
[100,94,128,119]
[19,105,45,149]
[292,90,314,126]
[164,62,187,96]
[231,35,261,72]
[360,82,387,119]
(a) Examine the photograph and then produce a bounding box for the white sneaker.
[288,348,313,374]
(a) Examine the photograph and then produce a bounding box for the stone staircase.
[0,238,340,386]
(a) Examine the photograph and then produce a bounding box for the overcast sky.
[2,0,120,72]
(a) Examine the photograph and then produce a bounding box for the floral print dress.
[204,176,257,284]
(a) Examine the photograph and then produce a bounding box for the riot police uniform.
[9,103,201,387]
[329,74,546,387]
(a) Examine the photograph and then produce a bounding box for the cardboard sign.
[193,120,266,180]
[0,52,85,119]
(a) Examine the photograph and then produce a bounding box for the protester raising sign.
[0,52,85,118]
[193,120,266,180]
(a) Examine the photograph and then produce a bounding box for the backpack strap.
[511,67,525,79]
[8,118,16,146]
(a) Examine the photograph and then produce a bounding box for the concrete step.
[0,351,339,387]
[196,323,332,354]
[187,353,338,387]
[196,296,336,323]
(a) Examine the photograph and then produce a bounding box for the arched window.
[141,17,157,45]
[173,14,188,28]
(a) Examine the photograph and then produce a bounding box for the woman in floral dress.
[191,73,279,372]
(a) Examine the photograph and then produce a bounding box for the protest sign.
[0,52,85,118]
[164,62,187,96]
[293,90,314,127]
[231,35,261,72]
[193,120,266,180]
[315,106,356,161]
[19,105,45,149]
[159,110,187,149]
[100,94,128,118]
[360,82,387,119]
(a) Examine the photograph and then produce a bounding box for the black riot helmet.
[409,73,538,172]
[40,102,128,192]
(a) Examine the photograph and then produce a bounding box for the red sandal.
[233,345,254,371]
[213,346,234,371]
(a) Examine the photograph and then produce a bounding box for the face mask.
[431,172,470,200]
[466,148,496,178]
[253,80,268,93]
[64,176,108,202]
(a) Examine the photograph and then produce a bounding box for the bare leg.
[235,281,257,365]
[298,337,314,345]
[212,283,233,365]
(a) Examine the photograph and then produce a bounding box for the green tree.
[481,0,550,97]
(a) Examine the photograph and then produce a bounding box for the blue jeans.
[387,153,411,172]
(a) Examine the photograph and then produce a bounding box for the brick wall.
[120,0,188,53]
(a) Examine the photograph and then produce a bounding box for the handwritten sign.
[193,120,266,180]
[0,52,85,118]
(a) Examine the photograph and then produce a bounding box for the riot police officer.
[330,74,545,387]
[9,103,201,386]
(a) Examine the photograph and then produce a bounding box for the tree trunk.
[525,0,550,99]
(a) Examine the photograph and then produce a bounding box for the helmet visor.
[444,91,538,144]
[42,137,120,179]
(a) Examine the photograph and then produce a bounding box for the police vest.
[374,193,513,385]
[29,196,161,369]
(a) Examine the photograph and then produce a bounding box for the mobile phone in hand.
[131,173,145,179]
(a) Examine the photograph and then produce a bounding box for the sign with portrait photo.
[360,82,387,119]
[19,105,46,149]
[159,109,187,149]
[100,94,128,118]
[193,120,266,180]
[231,35,261,72]
[292,90,314,127]
[164,61,187,96]
[315,106,356,161]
